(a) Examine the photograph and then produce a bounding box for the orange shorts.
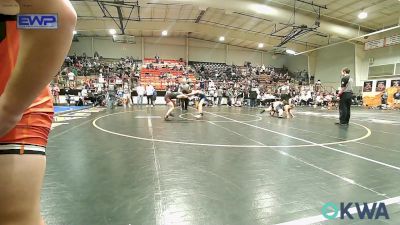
[0,113,53,155]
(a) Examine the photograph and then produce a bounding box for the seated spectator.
[315,93,324,106]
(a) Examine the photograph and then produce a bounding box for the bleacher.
[190,61,246,82]
[140,58,197,90]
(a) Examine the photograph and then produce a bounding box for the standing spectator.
[65,88,71,106]
[243,88,250,107]
[217,86,223,105]
[226,87,234,107]
[52,84,60,104]
[146,83,155,107]
[233,88,238,106]
[213,89,218,106]
[152,89,158,107]
[123,83,132,108]
[136,83,145,106]
[67,69,75,88]
[336,67,353,126]
[256,90,262,107]
[107,83,116,109]
[315,80,322,92]
[209,85,216,106]
[81,86,88,105]
[249,87,258,108]
[279,82,290,101]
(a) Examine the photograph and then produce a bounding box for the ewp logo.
[17,14,58,29]
[322,202,390,220]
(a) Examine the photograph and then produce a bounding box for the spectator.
[146,83,155,107]
[136,83,145,106]
[279,82,290,101]
[226,87,234,107]
[81,86,88,105]
[52,84,60,104]
[249,87,258,108]
[394,89,400,109]
[315,79,322,92]
[123,83,132,108]
[67,69,75,87]
[217,86,223,105]
[152,89,157,107]
[65,88,71,106]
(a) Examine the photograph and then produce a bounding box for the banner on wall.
[363,81,373,92]
[391,80,400,87]
[376,80,387,92]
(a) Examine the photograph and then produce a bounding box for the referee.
[336,67,353,126]
[179,80,190,111]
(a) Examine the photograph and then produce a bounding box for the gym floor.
[43,106,400,225]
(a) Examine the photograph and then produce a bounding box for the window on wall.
[368,64,395,79]
[395,63,400,75]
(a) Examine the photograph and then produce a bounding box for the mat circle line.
[178,112,263,123]
[92,111,371,148]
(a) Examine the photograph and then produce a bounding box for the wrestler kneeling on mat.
[0,1,76,224]
[164,90,189,120]
[261,100,295,119]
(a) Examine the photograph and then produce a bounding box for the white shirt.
[136,86,145,96]
[280,85,289,94]
[146,85,155,95]
[81,88,88,97]
[68,72,75,81]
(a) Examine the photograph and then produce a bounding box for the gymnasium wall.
[314,43,356,88]
[356,31,400,88]
[263,53,287,68]
[365,44,400,66]
[360,44,400,98]
[286,55,308,72]
[188,39,226,63]
[144,37,186,60]
[69,37,95,57]
[69,37,142,59]
[68,37,287,67]
[227,46,262,65]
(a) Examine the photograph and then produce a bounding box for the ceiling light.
[161,30,168,36]
[73,30,77,35]
[219,36,225,42]
[286,49,296,55]
[249,4,276,15]
[258,43,264,48]
[109,29,117,35]
[358,11,368,19]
